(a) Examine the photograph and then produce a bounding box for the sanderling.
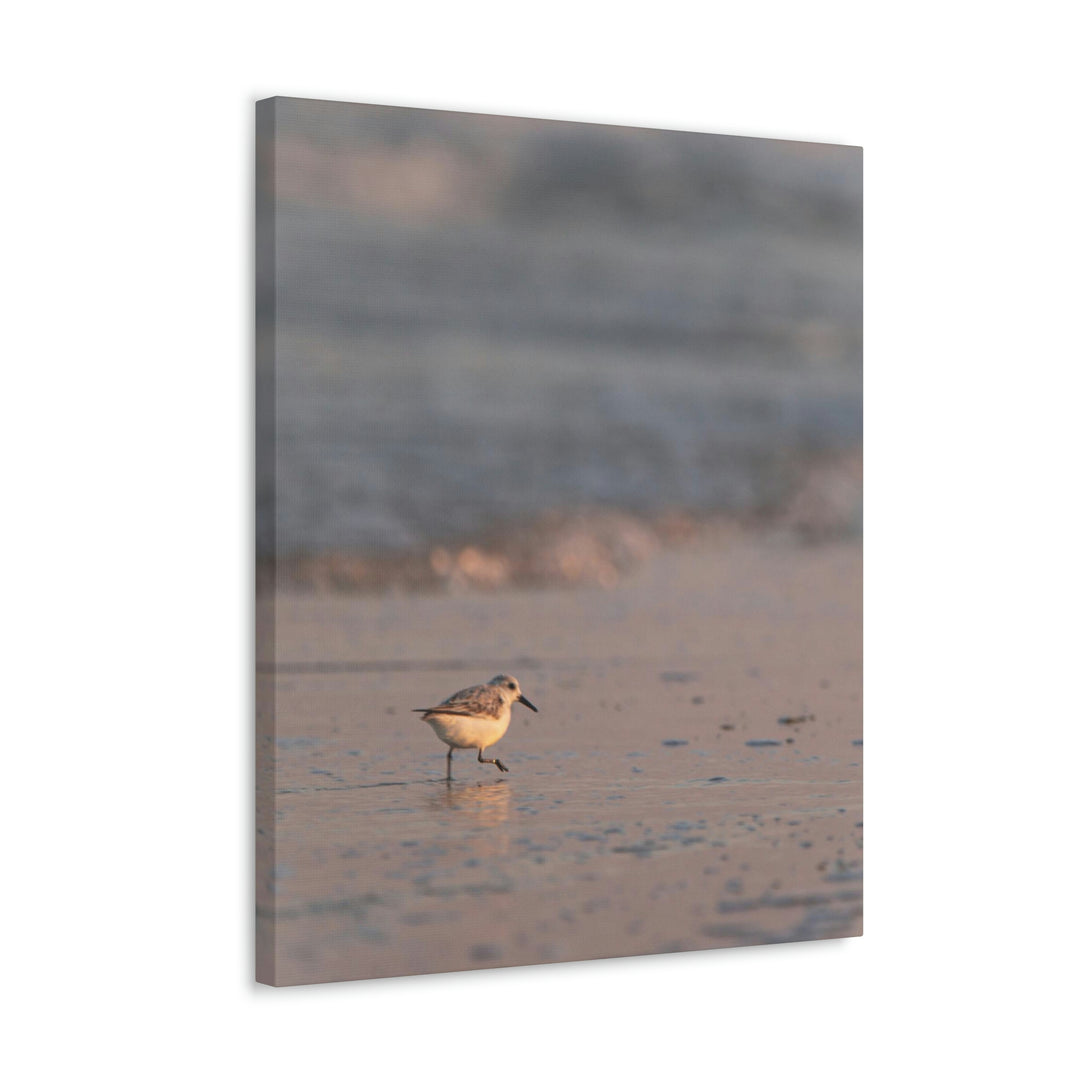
[414,673,538,779]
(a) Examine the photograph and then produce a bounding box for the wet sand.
[256,538,862,985]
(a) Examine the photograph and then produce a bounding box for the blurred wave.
[257,99,861,560]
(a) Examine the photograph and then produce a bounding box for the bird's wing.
[412,684,504,718]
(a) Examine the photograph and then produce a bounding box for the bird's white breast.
[423,708,512,749]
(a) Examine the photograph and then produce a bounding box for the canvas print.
[256,97,862,986]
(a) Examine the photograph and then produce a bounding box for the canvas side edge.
[254,96,279,987]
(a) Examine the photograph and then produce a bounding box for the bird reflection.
[425,779,512,827]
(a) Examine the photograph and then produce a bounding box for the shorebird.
[414,673,538,779]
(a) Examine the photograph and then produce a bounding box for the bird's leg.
[477,747,509,773]
[446,746,454,780]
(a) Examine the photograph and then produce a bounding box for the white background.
[4,2,1077,1077]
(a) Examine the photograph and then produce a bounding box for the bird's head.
[489,673,538,712]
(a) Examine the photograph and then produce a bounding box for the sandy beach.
[256,534,862,985]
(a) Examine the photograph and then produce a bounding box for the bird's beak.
[519,694,538,712]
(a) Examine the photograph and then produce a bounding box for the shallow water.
[260,754,861,983]
[256,541,862,984]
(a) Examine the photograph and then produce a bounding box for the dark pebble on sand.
[745,739,783,747]
[662,739,689,747]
